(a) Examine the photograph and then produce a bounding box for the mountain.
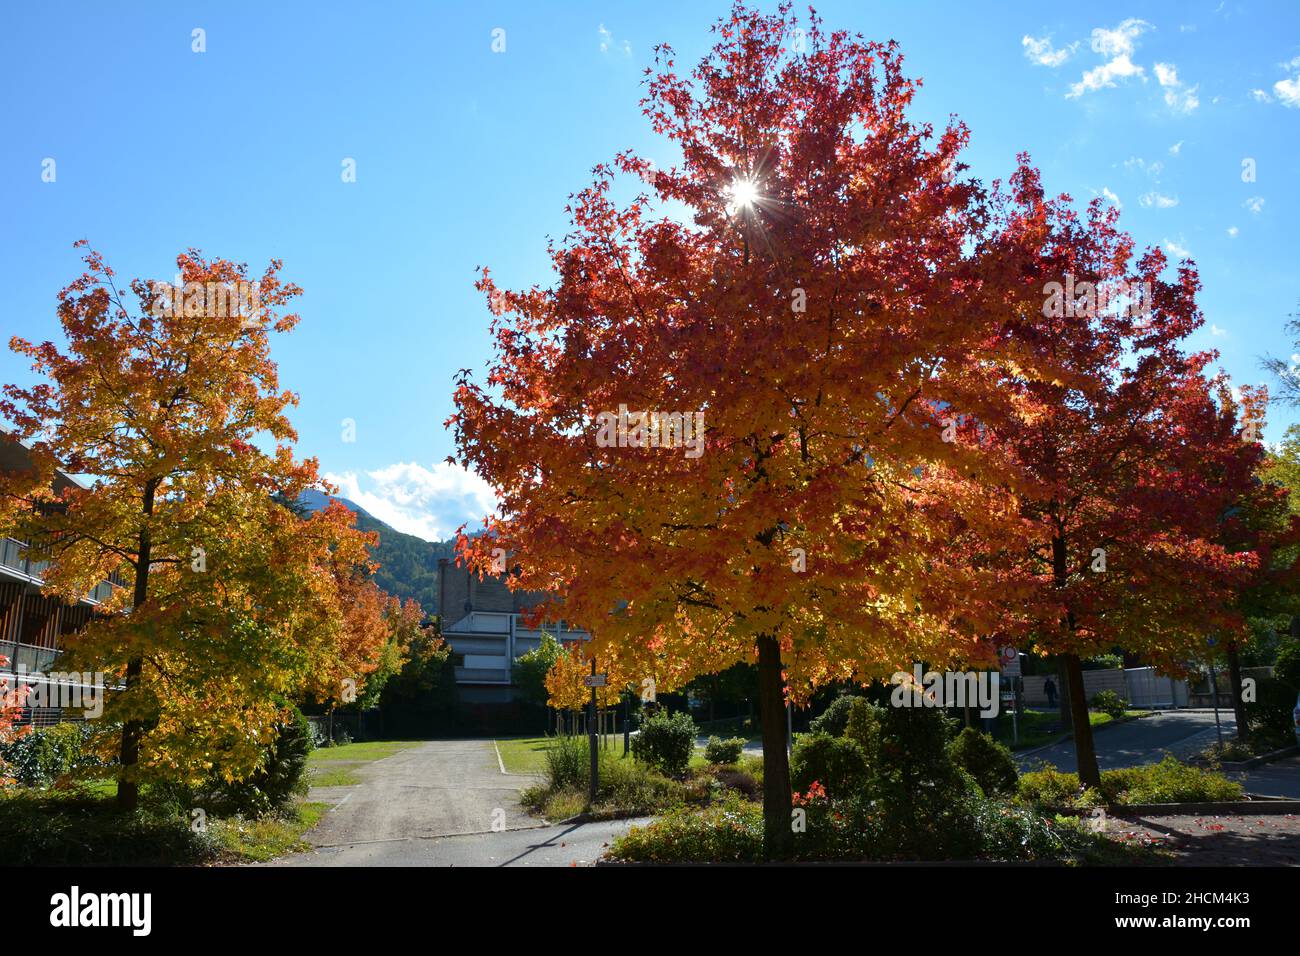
[299,489,456,614]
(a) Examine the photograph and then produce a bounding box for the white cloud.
[598,23,631,56]
[1154,62,1199,113]
[1210,323,1228,336]
[1164,237,1192,258]
[1168,140,1184,155]
[1091,18,1149,58]
[1123,156,1163,178]
[1068,18,1151,98]
[1243,196,1265,214]
[324,461,498,542]
[1022,34,1077,67]
[1227,225,1239,237]
[1275,75,1300,107]
[1139,191,1179,208]
[1256,57,1300,107]
[1102,186,1122,209]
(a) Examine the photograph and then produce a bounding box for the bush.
[1016,766,1099,808]
[703,735,746,764]
[1099,755,1243,805]
[160,706,313,819]
[808,694,864,737]
[1246,677,1298,744]
[1274,637,1300,692]
[947,727,1018,796]
[631,710,696,777]
[790,731,868,798]
[0,790,218,865]
[0,722,104,787]
[1090,690,1128,719]
[543,732,591,790]
[842,698,883,764]
[607,787,1096,864]
[1017,756,1242,807]
[528,736,687,819]
[609,797,763,863]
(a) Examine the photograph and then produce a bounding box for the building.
[436,557,588,703]
[0,433,121,725]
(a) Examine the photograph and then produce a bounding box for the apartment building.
[0,434,120,725]
[436,557,588,703]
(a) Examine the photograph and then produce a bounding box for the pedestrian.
[1044,675,1058,708]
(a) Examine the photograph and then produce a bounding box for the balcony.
[0,537,118,605]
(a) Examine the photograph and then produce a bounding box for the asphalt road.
[296,739,535,847]
[261,739,645,867]
[1016,709,1238,772]
[267,816,646,867]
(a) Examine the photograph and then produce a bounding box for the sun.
[726,177,760,213]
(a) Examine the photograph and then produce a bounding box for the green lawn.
[305,739,422,788]
[306,740,421,763]
[496,735,630,774]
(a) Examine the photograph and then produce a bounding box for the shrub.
[703,735,746,764]
[0,722,104,788]
[1274,637,1300,692]
[1016,766,1098,807]
[528,737,686,819]
[842,698,883,765]
[790,731,868,798]
[1090,690,1128,719]
[1017,756,1242,807]
[809,694,863,737]
[1099,755,1243,805]
[607,787,1094,864]
[631,710,696,777]
[608,797,763,863]
[165,706,313,818]
[0,790,218,865]
[1246,677,1298,744]
[543,732,591,790]
[947,727,1018,796]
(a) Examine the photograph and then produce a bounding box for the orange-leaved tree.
[983,163,1264,787]
[0,244,383,810]
[450,4,1038,857]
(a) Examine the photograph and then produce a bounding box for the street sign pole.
[588,659,599,806]
[1207,637,1223,748]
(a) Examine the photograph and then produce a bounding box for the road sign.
[582,674,608,687]
[998,646,1020,676]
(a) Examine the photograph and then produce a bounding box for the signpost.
[586,661,600,805]
[1207,636,1224,748]
[999,647,1020,745]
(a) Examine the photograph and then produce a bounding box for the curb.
[1050,798,1300,816]
[1215,744,1299,771]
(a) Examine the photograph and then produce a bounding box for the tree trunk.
[1056,657,1072,730]
[1226,643,1248,740]
[1063,653,1100,789]
[117,480,155,814]
[757,634,792,860]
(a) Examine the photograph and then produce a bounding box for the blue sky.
[2,1,1297,541]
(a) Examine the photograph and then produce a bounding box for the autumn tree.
[451,5,1035,856]
[0,244,384,810]
[984,164,1263,787]
[0,655,29,785]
